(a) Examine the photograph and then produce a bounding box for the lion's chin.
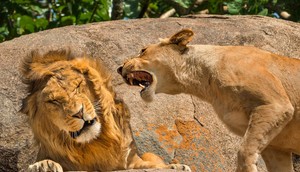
[73,123,101,143]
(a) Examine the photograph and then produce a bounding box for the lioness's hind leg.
[28,159,63,172]
[262,147,293,172]
[237,103,294,172]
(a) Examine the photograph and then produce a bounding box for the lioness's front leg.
[28,159,63,172]
[261,147,293,172]
[237,103,294,172]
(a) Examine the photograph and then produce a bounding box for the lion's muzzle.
[69,117,97,139]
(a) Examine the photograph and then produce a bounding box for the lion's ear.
[20,50,54,81]
[168,29,194,47]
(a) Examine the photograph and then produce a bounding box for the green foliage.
[208,0,224,14]
[147,0,173,18]
[225,0,300,19]
[0,0,299,43]
[226,0,269,15]
[123,0,141,18]
[0,0,110,42]
[227,0,243,14]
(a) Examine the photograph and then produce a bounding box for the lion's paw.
[169,164,191,171]
[28,159,63,172]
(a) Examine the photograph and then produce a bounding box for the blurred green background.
[1,0,299,43]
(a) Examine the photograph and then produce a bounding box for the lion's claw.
[169,164,192,171]
[28,159,63,172]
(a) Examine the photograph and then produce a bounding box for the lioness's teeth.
[139,84,145,88]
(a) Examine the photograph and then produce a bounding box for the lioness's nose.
[117,66,123,75]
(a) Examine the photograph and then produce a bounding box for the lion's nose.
[72,107,84,119]
[117,66,123,75]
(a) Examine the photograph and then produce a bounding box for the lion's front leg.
[28,159,63,172]
[130,153,191,171]
[236,103,294,172]
[166,164,191,171]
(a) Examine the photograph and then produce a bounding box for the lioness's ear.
[169,29,194,47]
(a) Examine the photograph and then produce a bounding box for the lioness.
[20,49,191,171]
[117,29,300,172]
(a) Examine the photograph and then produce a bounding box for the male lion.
[20,49,191,171]
[117,29,300,172]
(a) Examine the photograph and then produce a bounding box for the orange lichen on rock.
[155,125,182,154]
[133,120,227,171]
[175,120,226,172]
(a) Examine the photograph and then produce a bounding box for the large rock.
[0,15,300,172]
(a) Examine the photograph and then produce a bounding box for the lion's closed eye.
[74,84,81,94]
[72,80,84,95]
[47,99,61,106]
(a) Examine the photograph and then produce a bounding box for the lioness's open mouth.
[125,71,153,92]
[70,118,96,139]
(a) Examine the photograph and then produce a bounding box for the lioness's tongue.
[143,81,150,87]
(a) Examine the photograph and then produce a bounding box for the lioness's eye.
[139,48,147,56]
[141,48,146,53]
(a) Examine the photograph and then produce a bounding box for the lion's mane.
[20,49,138,171]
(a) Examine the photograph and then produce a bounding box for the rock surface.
[0,15,300,172]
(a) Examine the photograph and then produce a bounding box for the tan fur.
[118,29,300,172]
[20,49,191,171]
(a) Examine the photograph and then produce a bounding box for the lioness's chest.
[213,104,249,136]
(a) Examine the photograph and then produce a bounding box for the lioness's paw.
[169,164,191,171]
[28,159,63,172]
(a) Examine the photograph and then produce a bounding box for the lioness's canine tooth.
[129,73,134,78]
[139,84,145,88]
[129,78,133,85]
